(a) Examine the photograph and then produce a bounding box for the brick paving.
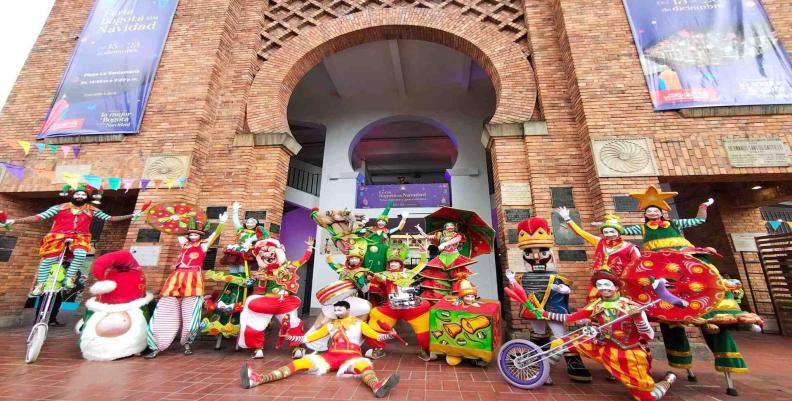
[1,320,790,401]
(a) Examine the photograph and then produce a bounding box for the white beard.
[78,294,152,361]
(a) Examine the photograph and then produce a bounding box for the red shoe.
[372,373,400,398]
[240,363,262,389]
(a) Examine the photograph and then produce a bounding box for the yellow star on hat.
[629,185,678,211]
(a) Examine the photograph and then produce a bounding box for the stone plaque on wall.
[245,210,267,221]
[269,223,281,234]
[130,245,161,267]
[142,154,191,180]
[723,138,791,167]
[730,232,764,252]
[613,196,639,212]
[551,187,575,208]
[559,250,587,262]
[507,229,519,244]
[135,229,161,243]
[206,206,227,219]
[551,211,585,245]
[500,182,532,205]
[507,248,526,272]
[504,208,531,222]
[592,138,658,177]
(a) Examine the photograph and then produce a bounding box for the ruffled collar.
[646,219,670,230]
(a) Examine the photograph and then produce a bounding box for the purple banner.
[623,0,792,110]
[357,183,451,208]
[38,0,180,138]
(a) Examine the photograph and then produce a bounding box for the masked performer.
[145,213,226,358]
[356,201,408,273]
[415,222,475,301]
[506,217,591,383]
[237,237,314,359]
[366,243,431,361]
[7,184,138,296]
[541,271,677,401]
[240,300,401,398]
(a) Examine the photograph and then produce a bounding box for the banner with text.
[38,0,179,138]
[622,0,792,110]
[357,183,451,208]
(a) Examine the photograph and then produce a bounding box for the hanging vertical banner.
[622,0,792,110]
[37,0,180,138]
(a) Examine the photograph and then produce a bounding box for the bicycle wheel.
[497,339,550,389]
[25,323,48,364]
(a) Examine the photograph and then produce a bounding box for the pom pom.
[90,280,117,295]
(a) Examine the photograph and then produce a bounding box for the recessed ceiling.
[351,120,457,174]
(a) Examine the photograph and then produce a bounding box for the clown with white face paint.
[6,184,139,296]
[77,251,152,361]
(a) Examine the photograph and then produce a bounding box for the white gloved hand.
[505,270,516,285]
[218,212,229,223]
[232,201,241,210]
[703,198,714,207]
[401,212,410,219]
[556,206,571,221]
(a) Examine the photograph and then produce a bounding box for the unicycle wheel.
[25,323,48,364]
[497,339,550,389]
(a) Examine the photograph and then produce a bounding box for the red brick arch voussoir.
[246,8,537,136]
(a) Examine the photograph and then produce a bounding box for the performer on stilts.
[6,184,138,296]
[240,300,401,399]
[507,217,592,383]
[145,213,226,358]
[202,202,268,342]
[540,271,677,401]
[365,242,431,361]
[237,237,314,359]
[356,201,408,273]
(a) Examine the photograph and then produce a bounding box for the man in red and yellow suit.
[237,237,314,359]
[145,215,226,358]
[240,300,401,398]
[541,271,677,401]
[7,184,138,296]
[366,243,431,361]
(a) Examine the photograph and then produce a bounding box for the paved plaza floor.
[1,320,790,401]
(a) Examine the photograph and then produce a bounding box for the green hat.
[387,243,409,262]
[377,200,394,222]
[347,237,368,257]
[599,214,625,235]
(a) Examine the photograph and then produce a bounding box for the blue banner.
[38,0,179,138]
[622,0,792,110]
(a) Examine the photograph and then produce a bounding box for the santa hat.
[90,251,148,306]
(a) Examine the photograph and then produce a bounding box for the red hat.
[516,217,554,248]
[90,251,147,305]
[590,270,621,290]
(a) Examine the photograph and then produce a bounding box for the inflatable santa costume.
[76,251,153,361]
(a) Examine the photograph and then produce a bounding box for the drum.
[388,286,421,309]
[316,280,358,306]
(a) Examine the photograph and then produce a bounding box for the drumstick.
[376,320,408,346]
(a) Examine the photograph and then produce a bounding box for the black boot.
[564,353,592,383]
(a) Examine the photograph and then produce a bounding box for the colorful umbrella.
[144,202,207,235]
[424,207,495,259]
[621,250,725,322]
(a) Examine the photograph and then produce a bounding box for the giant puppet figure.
[237,237,314,359]
[356,201,408,273]
[415,222,476,301]
[77,251,153,361]
[541,271,677,401]
[240,300,401,399]
[509,217,592,383]
[145,214,226,358]
[6,184,138,296]
[621,185,750,395]
[366,242,431,361]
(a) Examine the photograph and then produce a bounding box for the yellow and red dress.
[160,242,207,297]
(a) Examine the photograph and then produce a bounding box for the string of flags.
[0,162,186,191]
[10,139,81,158]
[762,219,792,232]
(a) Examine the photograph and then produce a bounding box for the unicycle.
[25,239,72,363]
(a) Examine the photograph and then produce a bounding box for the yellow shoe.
[445,355,463,366]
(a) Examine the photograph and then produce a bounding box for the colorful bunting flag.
[35,143,46,153]
[0,162,25,180]
[47,144,58,154]
[151,179,161,189]
[61,145,72,157]
[175,177,186,187]
[107,177,122,191]
[62,172,82,189]
[72,147,81,158]
[122,178,136,193]
[165,178,175,189]
[18,141,31,156]
[140,179,150,190]
[769,220,783,231]
[83,175,103,190]
[786,221,792,230]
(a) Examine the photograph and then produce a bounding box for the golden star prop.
[629,185,677,211]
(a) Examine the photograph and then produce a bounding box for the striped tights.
[35,248,86,284]
[147,296,203,352]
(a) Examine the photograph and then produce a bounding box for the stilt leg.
[724,371,738,396]
[686,368,697,382]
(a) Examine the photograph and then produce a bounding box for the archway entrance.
[278,38,501,307]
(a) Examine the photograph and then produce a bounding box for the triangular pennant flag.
[35,143,46,153]
[62,172,82,189]
[61,145,72,157]
[769,220,783,231]
[152,179,161,189]
[107,177,121,191]
[787,221,792,230]
[1,162,26,180]
[72,147,81,158]
[165,178,175,189]
[48,144,58,154]
[83,175,102,190]
[175,177,186,187]
[18,141,31,155]
[140,179,150,190]
[122,178,136,193]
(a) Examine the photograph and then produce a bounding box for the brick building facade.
[0,0,790,331]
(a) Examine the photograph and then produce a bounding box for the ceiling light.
[751,185,762,190]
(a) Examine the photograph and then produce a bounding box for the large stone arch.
[245,8,537,140]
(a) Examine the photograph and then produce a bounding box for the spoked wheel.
[25,323,49,364]
[497,339,550,389]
